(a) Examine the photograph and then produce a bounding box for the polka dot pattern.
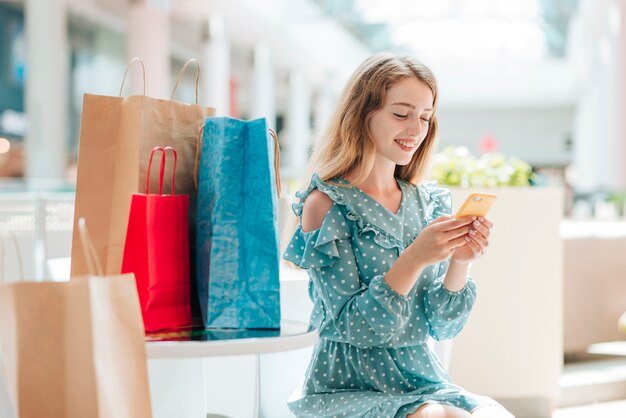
[282,174,498,417]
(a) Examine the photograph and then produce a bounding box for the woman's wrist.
[449,257,472,268]
[443,258,470,292]
[385,252,427,295]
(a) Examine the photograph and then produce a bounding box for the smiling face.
[368,76,434,167]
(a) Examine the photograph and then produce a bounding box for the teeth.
[395,139,415,148]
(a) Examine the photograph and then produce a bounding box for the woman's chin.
[395,156,414,167]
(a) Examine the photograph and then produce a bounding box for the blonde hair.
[281,53,440,254]
[310,52,440,187]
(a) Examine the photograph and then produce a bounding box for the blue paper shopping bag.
[196,117,281,329]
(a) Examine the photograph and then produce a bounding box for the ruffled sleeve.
[422,260,477,341]
[282,201,351,269]
[281,174,410,348]
[420,182,453,227]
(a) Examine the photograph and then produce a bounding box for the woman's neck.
[344,160,398,195]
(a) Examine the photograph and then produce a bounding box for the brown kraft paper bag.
[70,58,215,280]
[0,219,152,418]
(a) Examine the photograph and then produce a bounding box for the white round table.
[145,319,318,358]
[144,320,318,418]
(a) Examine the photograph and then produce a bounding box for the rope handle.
[146,147,178,195]
[171,58,200,104]
[119,57,146,96]
[78,218,104,277]
[269,129,282,199]
[193,124,205,191]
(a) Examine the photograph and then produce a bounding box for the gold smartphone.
[455,193,497,218]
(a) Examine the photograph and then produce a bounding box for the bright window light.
[356,0,547,63]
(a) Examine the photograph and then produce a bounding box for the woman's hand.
[407,215,474,266]
[451,216,494,264]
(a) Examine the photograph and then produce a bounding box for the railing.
[0,192,74,282]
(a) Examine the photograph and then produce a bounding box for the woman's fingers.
[465,235,482,254]
[472,219,490,238]
[468,229,489,248]
[430,215,453,225]
[433,216,474,232]
[445,225,472,240]
[479,217,493,229]
[447,235,469,251]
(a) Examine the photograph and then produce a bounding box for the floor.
[553,400,626,418]
[553,353,626,418]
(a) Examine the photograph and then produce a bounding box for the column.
[312,79,335,146]
[571,0,625,192]
[616,0,626,189]
[127,0,170,99]
[24,0,68,188]
[280,70,311,178]
[201,13,230,116]
[250,43,276,129]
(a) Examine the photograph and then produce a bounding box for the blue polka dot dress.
[282,174,504,418]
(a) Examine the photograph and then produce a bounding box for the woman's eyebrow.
[391,102,433,112]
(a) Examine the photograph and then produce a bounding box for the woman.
[282,53,515,418]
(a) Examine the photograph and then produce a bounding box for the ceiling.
[17,0,591,108]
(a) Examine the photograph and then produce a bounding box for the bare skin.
[406,403,516,418]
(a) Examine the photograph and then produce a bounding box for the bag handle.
[77,218,104,277]
[146,146,178,195]
[193,124,205,191]
[269,128,282,199]
[171,58,200,104]
[119,57,146,97]
[192,124,282,198]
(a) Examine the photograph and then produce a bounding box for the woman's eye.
[420,117,431,123]
[393,113,408,119]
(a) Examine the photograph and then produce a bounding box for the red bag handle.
[146,146,178,195]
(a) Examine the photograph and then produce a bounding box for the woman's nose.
[407,121,421,138]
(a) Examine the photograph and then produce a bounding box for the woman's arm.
[422,216,494,340]
[444,215,494,291]
[442,259,470,292]
[297,190,412,348]
[383,216,474,295]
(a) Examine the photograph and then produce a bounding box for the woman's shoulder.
[418,181,451,204]
[415,180,453,220]
[291,173,350,217]
[301,189,334,232]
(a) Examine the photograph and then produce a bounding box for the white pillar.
[571,0,626,192]
[127,0,170,99]
[312,80,335,145]
[24,0,68,188]
[251,43,276,129]
[201,13,230,116]
[281,70,311,178]
[616,0,626,189]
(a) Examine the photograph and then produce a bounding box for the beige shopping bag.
[71,58,215,277]
[0,219,152,418]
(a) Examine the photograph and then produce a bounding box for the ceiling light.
[0,137,10,154]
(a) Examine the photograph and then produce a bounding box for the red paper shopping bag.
[122,146,192,332]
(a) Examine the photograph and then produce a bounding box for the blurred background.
[1,0,625,195]
[0,0,625,417]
